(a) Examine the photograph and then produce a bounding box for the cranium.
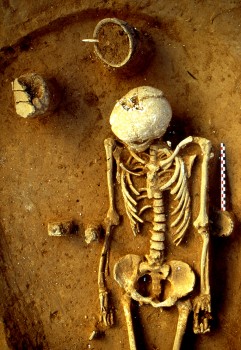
[110,86,172,152]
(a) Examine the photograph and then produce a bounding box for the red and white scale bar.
[220,143,226,211]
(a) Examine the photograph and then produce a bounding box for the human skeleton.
[97,86,213,349]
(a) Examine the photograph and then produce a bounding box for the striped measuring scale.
[220,143,226,211]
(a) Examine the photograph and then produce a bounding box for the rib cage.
[166,157,191,246]
[120,144,191,247]
[120,169,143,235]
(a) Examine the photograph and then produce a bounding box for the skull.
[110,86,172,152]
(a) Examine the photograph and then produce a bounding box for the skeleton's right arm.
[104,138,120,227]
[97,138,120,328]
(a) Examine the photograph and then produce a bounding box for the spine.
[149,191,166,264]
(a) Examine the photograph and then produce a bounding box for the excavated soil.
[0,1,241,349]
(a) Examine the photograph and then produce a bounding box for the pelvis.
[114,254,195,308]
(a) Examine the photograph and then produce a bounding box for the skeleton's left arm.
[191,137,213,334]
[168,136,213,334]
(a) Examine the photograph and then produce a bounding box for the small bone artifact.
[48,220,76,236]
[85,224,101,244]
[95,86,232,349]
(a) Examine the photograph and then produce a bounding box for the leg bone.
[173,300,192,350]
[122,293,137,350]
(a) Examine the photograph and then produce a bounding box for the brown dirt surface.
[0,1,241,349]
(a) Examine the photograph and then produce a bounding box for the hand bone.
[193,294,212,334]
[99,290,114,327]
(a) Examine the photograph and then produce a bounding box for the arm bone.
[97,138,120,327]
